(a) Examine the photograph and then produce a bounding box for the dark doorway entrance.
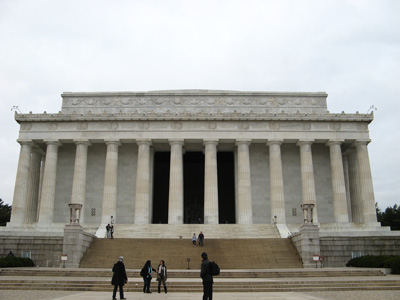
[184,152,204,224]
[218,152,236,223]
[152,152,170,224]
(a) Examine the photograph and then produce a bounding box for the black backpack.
[208,261,220,276]
[140,267,146,277]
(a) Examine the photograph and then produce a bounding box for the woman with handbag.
[156,260,168,293]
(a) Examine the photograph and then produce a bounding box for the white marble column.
[342,153,353,222]
[25,146,43,224]
[101,140,121,224]
[38,140,62,225]
[327,140,349,223]
[204,139,219,224]
[355,140,377,223]
[235,140,253,224]
[134,139,152,224]
[36,155,45,222]
[347,148,363,222]
[297,140,318,223]
[168,139,184,224]
[10,140,34,225]
[267,140,286,224]
[70,140,91,224]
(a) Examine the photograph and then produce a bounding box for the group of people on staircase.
[192,231,205,247]
[140,259,168,294]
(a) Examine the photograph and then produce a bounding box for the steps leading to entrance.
[108,224,280,239]
[79,238,303,269]
[1,268,397,293]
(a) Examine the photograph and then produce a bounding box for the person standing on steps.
[156,259,168,293]
[110,224,114,239]
[198,231,204,246]
[111,256,127,300]
[106,224,111,238]
[200,252,213,300]
[141,260,155,293]
[192,233,197,247]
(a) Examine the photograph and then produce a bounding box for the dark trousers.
[112,284,124,299]
[143,277,152,293]
[202,281,213,300]
[158,279,167,292]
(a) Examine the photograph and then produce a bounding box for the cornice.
[15,112,374,123]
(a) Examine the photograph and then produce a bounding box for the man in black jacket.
[200,252,213,300]
[112,256,127,300]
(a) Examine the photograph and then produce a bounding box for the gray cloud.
[0,0,399,210]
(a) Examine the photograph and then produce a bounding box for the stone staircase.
[108,224,281,239]
[1,268,399,292]
[79,238,303,269]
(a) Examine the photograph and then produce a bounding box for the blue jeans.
[143,277,152,293]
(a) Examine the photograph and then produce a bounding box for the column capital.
[353,139,371,146]
[73,139,92,146]
[326,139,344,146]
[136,138,152,146]
[203,139,219,146]
[17,139,34,146]
[44,140,62,146]
[235,139,251,146]
[104,139,121,146]
[297,139,314,146]
[168,139,184,146]
[31,145,45,155]
[267,139,283,146]
[344,147,357,155]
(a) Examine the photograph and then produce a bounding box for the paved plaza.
[2,290,400,300]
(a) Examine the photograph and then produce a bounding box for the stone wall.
[320,236,400,267]
[0,236,64,267]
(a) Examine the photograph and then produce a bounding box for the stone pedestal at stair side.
[291,224,321,268]
[63,224,94,268]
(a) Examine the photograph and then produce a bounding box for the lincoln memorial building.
[3,90,398,268]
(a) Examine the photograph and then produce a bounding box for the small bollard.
[187,257,191,269]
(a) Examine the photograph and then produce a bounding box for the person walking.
[111,256,127,300]
[192,233,197,247]
[198,231,204,246]
[156,259,168,293]
[141,260,155,293]
[110,225,114,239]
[200,252,213,300]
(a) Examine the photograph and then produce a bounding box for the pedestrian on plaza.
[198,231,204,246]
[192,233,197,247]
[156,259,168,293]
[200,252,213,300]
[110,225,114,239]
[141,260,155,293]
[111,256,127,300]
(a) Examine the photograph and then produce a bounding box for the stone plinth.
[62,224,93,268]
[291,224,321,268]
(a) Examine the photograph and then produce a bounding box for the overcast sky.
[0,0,399,210]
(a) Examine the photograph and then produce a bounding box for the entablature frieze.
[15,111,373,123]
[16,119,372,138]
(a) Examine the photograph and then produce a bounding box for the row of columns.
[10,138,377,226]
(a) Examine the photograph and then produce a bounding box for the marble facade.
[7,90,380,235]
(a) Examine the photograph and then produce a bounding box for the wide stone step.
[1,279,399,292]
[0,268,386,278]
[107,224,281,239]
[79,238,303,269]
